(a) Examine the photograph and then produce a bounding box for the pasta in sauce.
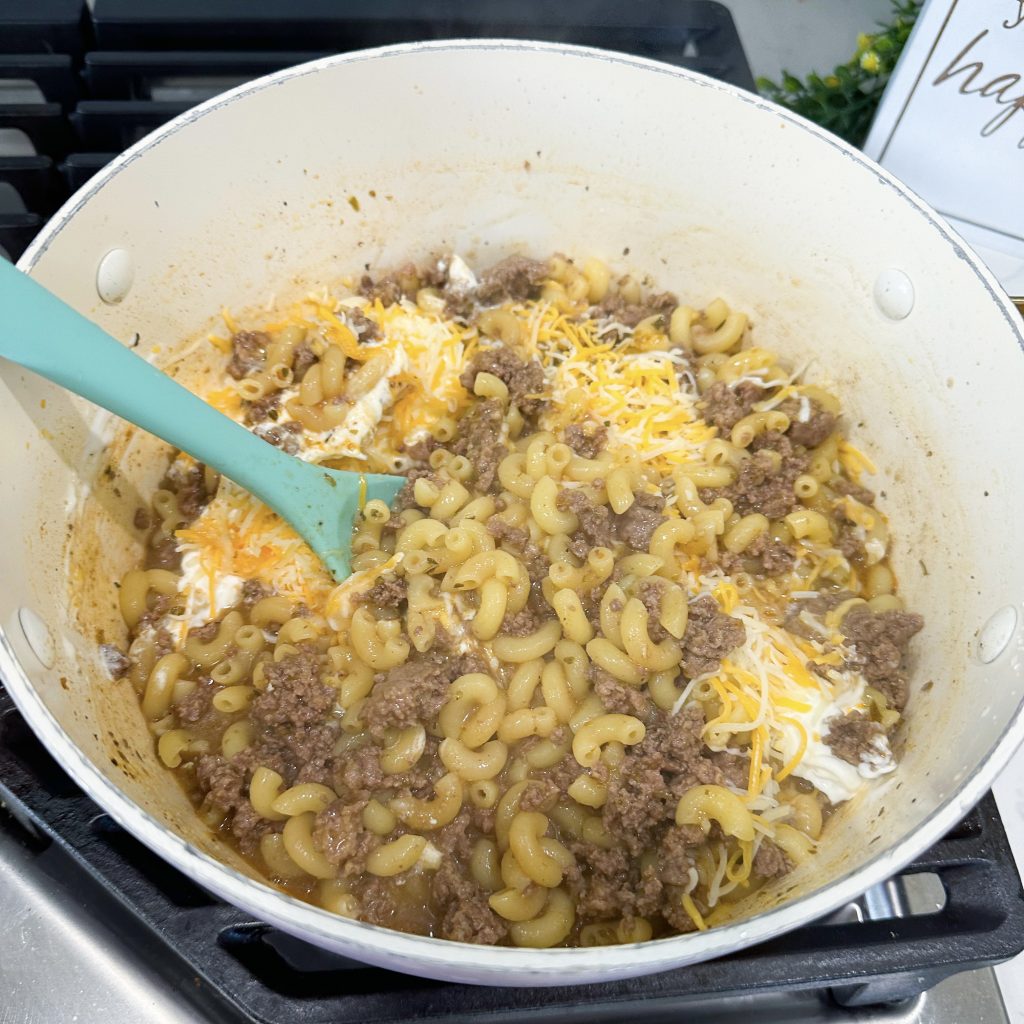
[102,253,923,945]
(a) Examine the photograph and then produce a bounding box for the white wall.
[721,0,897,80]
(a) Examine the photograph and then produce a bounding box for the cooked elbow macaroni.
[105,251,922,947]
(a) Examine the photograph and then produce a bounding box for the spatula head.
[272,463,405,582]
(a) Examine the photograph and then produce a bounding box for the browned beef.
[728,531,797,578]
[598,757,671,860]
[359,878,399,928]
[349,309,380,342]
[451,398,505,491]
[598,290,678,328]
[253,421,302,455]
[573,845,631,919]
[658,826,705,886]
[133,507,151,530]
[518,778,562,813]
[486,518,550,585]
[832,477,877,506]
[360,268,409,307]
[644,704,720,780]
[169,463,212,522]
[500,606,543,636]
[701,380,764,433]
[759,535,797,575]
[432,860,508,945]
[335,743,386,793]
[752,840,792,879]
[563,421,608,459]
[135,594,172,633]
[635,579,671,643]
[708,751,750,790]
[661,890,701,934]
[283,725,340,787]
[475,255,548,305]
[824,712,886,766]
[616,491,667,551]
[174,677,217,726]
[363,646,486,737]
[570,841,664,924]
[402,435,438,465]
[779,398,836,449]
[557,488,616,559]
[836,520,866,562]
[146,536,182,571]
[840,607,924,711]
[459,345,548,417]
[601,707,714,856]
[251,647,334,731]
[391,468,442,514]
[487,518,529,550]
[681,595,746,678]
[227,331,268,379]
[244,391,280,425]
[194,753,275,853]
[291,341,318,381]
[187,619,219,643]
[721,433,808,519]
[592,670,654,721]
[240,579,271,609]
[98,643,130,679]
[312,798,378,875]
[356,576,408,608]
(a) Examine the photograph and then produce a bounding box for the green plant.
[756,0,923,147]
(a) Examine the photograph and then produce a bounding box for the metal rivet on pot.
[977,605,1018,664]
[96,248,134,304]
[18,607,55,669]
[874,269,914,320]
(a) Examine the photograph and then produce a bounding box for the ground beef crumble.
[475,255,548,306]
[459,344,547,418]
[450,398,505,492]
[227,330,267,379]
[824,711,886,766]
[719,432,808,520]
[362,642,487,738]
[753,840,792,879]
[563,421,607,459]
[681,595,746,678]
[701,380,763,433]
[356,576,408,608]
[779,397,836,449]
[839,607,924,712]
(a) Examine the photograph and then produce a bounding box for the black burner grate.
[1,685,1023,1023]
[0,0,754,261]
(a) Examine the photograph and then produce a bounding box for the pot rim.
[6,38,1024,980]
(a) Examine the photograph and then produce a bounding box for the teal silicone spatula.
[0,259,404,580]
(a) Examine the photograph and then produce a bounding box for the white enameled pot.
[1,41,1023,986]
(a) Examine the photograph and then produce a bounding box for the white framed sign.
[863,0,1024,296]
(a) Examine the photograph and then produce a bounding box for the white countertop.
[995,754,1024,1022]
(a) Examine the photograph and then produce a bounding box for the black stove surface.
[0,0,752,261]
[2,685,1023,1024]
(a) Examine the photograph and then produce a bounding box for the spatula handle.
[0,259,301,500]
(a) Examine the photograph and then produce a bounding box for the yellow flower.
[859,50,882,74]
[857,33,874,52]
[825,75,840,88]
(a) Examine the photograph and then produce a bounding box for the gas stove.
[1,3,1023,1021]
[2,684,1022,1023]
